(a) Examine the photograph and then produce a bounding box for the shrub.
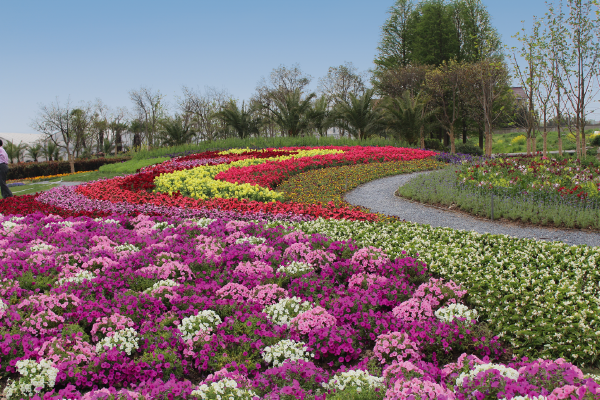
[423,138,445,151]
[8,157,129,180]
[510,135,526,145]
[455,143,483,156]
[590,134,600,146]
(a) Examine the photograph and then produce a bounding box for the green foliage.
[455,142,483,156]
[266,89,316,137]
[326,386,385,400]
[61,324,90,342]
[424,138,445,151]
[586,147,598,156]
[381,91,435,144]
[158,117,197,147]
[333,89,383,140]
[591,135,600,146]
[17,271,57,292]
[217,101,261,139]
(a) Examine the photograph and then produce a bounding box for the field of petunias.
[0,145,599,400]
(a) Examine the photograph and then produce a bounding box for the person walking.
[0,140,13,199]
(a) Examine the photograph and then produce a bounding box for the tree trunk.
[576,128,581,158]
[557,123,562,156]
[532,136,537,153]
[449,129,455,154]
[420,125,425,149]
[479,127,484,150]
[543,130,547,157]
[526,137,531,155]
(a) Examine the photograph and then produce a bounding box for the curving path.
[344,171,600,247]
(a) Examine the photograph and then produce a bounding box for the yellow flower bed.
[154,149,343,202]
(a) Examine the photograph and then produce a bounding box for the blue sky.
[0,0,562,133]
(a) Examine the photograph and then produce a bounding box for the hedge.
[6,157,130,180]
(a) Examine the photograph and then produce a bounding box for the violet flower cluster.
[0,212,597,399]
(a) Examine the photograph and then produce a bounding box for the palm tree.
[41,141,59,161]
[333,89,383,140]
[3,140,17,163]
[103,139,115,155]
[26,143,42,162]
[158,117,197,147]
[216,101,262,139]
[380,90,435,146]
[309,96,333,137]
[266,90,316,137]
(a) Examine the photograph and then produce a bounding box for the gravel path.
[344,171,600,247]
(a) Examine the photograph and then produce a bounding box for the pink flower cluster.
[290,306,337,335]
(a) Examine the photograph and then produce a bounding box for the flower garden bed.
[398,155,600,229]
[0,146,599,399]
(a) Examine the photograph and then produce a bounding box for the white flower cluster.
[152,221,175,231]
[143,279,179,293]
[94,217,120,225]
[57,270,96,286]
[235,235,266,245]
[456,363,519,386]
[29,242,55,252]
[322,369,384,392]
[115,243,139,253]
[191,378,257,399]
[95,327,139,355]
[194,218,217,228]
[44,220,74,228]
[3,358,59,400]
[178,310,222,341]
[0,299,8,318]
[276,261,314,277]
[1,220,21,232]
[262,339,313,367]
[263,297,313,326]
[435,303,478,323]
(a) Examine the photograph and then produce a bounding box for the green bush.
[590,135,600,146]
[586,147,598,156]
[8,157,130,180]
[455,142,484,156]
[424,138,446,151]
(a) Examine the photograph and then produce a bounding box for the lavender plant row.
[397,168,600,229]
[0,213,598,399]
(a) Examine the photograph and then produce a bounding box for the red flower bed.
[215,146,437,188]
[75,177,379,221]
[0,194,111,219]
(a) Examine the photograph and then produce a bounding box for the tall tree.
[411,0,461,66]
[375,0,417,70]
[31,99,77,173]
[466,60,511,156]
[318,62,367,137]
[546,1,568,155]
[179,86,231,142]
[512,17,544,154]
[129,87,165,148]
[309,96,333,137]
[560,0,599,158]
[454,0,502,62]
[425,61,465,153]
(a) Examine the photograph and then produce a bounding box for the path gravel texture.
[344,171,600,247]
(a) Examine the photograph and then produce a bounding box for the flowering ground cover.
[399,155,600,229]
[277,159,444,207]
[1,145,599,398]
[1,213,599,399]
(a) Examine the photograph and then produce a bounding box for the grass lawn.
[466,129,595,154]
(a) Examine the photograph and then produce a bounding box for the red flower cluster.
[0,194,111,219]
[76,177,379,221]
[216,146,437,188]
